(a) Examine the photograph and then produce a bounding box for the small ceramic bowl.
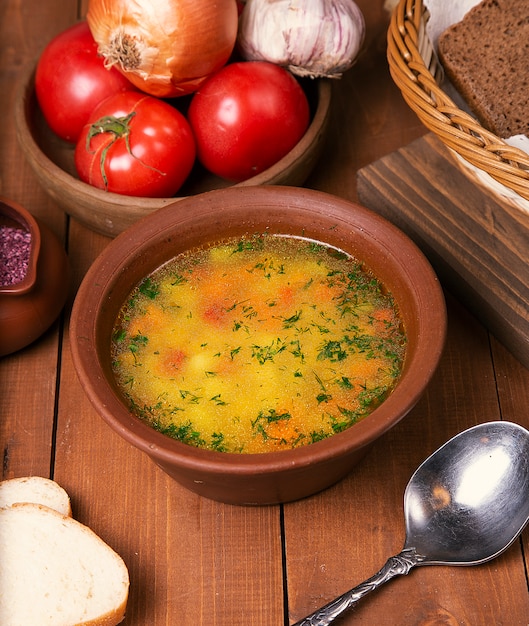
[0,197,69,356]
[14,63,332,238]
[69,186,446,505]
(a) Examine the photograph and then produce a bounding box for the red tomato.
[75,91,196,197]
[187,61,310,182]
[35,22,135,142]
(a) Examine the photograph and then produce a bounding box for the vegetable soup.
[111,234,406,453]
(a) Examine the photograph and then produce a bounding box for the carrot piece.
[161,348,187,374]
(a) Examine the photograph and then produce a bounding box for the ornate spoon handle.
[291,547,423,626]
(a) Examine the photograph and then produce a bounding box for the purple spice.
[0,225,32,286]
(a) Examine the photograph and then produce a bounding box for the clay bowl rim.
[70,186,446,476]
[14,61,333,211]
[0,197,40,295]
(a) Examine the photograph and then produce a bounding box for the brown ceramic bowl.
[14,63,332,238]
[69,186,446,505]
[0,197,69,356]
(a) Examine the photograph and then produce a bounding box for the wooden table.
[2,1,529,624]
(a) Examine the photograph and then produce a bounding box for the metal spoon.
[293,421,529,626]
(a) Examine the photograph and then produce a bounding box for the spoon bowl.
[294,421,529,625]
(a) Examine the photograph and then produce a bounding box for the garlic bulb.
[237,0,365,79]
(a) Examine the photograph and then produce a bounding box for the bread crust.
[0,502,129,626]
[438,0,529,138]
[0,476,72,516]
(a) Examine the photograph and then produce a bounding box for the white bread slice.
[0,476,72,516]
[0,503,129,626]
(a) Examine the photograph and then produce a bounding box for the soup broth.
[111,234,406,454]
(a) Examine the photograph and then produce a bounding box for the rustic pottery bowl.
[0,197,69,356]
[69,186,446,505]
[14,63,332,238]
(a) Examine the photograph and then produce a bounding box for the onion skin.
[87,0,239,97]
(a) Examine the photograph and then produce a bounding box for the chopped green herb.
[138,277,159,299]
[111,233,406,453]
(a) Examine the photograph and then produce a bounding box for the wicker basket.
[387,0,529,212]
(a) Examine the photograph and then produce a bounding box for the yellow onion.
[87,0,239,97]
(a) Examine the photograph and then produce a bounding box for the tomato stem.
[86,112,165,189]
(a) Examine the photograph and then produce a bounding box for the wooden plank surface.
[1,0,74,479]
[2,1,529,625]
[285,294,529,625]
[357,133,529,370]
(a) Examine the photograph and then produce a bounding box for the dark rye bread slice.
[438,0,529,138]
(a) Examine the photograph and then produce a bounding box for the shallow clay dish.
[14,63,332,238]
[70,186,446,505]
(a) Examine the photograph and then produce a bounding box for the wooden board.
[357,132,529,371]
